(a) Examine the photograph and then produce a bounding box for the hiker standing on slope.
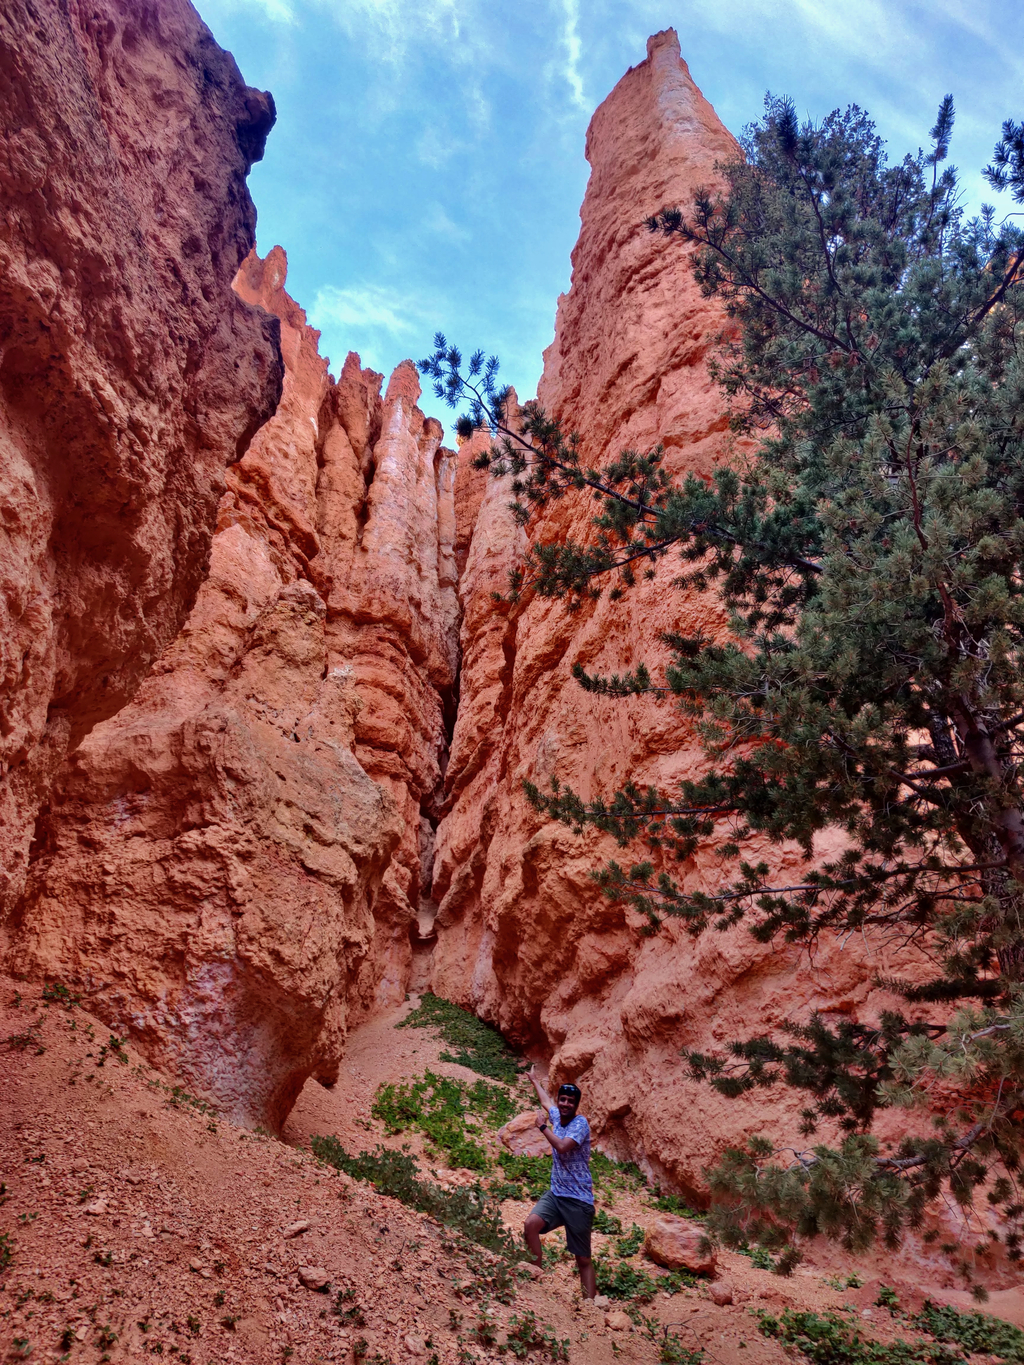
[523,1066,597,1300]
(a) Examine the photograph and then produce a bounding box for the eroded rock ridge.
[0,0,282,916]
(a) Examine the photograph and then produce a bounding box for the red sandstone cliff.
[0,0,283,917]
[430,31,914,1197]
[9,250,460,1130]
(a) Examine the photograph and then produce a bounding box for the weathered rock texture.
[430,30,912,1196]
[10,250,460,1129]
[0,0,282,916]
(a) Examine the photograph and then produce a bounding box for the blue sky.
[197,0,1024,431]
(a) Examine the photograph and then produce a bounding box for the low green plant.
[912,1301,1024,1362]
[594,1255,660,1303]
[825,1273,864,1291]
[41,982,79,1009]
[494,1150,550,1200]
[660,1333,704,1365]
[96,1035,129,1067]
[0,1231,12,1274]
[590,1152,646,1195]
[311,1136,518,1257]
[652,1193,702,1218]
[333,1288,365,1328]
[6,1018,43,1053]
[615,1223,645,1257]
[593,1209,623,1235]
[397,993,523,1083]
[371,1070,516,1171]
[506,1309,570,1361]
[758,1309,963,1365]
[877,1286,900,1311]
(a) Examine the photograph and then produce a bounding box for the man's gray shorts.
[531,1190,594,1258]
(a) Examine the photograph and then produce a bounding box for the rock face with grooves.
[9,250,460,1130]
[0,0,282,916]
[430,30,914,1195]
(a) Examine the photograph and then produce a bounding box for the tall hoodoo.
[9,251,460,1130]
[0,0,282,918]
[431,31,906,1194]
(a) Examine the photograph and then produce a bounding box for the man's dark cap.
[558,1083,582,1101]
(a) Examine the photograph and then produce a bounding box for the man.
[523,1065,596,1299]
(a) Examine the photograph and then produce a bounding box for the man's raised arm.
[527,1065,553,1111]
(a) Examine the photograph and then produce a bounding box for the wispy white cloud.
[308,282,442,374]
[560,0,588,111]
[201,0,297,24]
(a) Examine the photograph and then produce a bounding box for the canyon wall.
[431,30,909,1197]
[9,249,460,1130]
[1,12,925,1188]
[0,0,282,917]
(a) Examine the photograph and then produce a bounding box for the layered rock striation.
[0,0,282,916]
[430,31,913,1195]
[10,250,460,1129]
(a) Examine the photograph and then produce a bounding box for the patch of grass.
[912,1301,1024,1362]
[371,1071,516,1172]
[758,1309,964,1365]
[311,1136,519,1259]
[825,1273,864,1291]
[397,994,523,1084]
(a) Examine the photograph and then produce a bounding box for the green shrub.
[397,994,523,1083]
[371,1071,516,1172]
[615,1223,645,1258]
[758,1309,964,1365]
[653,1193,703,1219]
[912,1302,1024,1362]
[495,1150,550,1200]
[660,1334,704,1365]
[593,1210,623,1235]
[595,1255,660,1303]
[506,1310,569,1361]
[590,1152,646,1195]
[310,1136,518,1258]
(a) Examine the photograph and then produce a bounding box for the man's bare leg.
[576,1255,596,1299]
[524,1214,545,1267]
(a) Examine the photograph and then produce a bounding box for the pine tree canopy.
[421,95,1024,1290]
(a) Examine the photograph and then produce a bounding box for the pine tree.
[421,97,1024,1290]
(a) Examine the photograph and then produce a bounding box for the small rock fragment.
[606,1310,632,1331]
[592,1294,610,1309]
[297,1265,329,1291]
[83,1199,108,1216]
[404,1334,428,1357]
[283,1219,311,1239]
[709,1281,733,1306]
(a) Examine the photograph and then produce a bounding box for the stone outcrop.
[429,30,915,1196]
[9,250,460,1129]
[0,0,282,916]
